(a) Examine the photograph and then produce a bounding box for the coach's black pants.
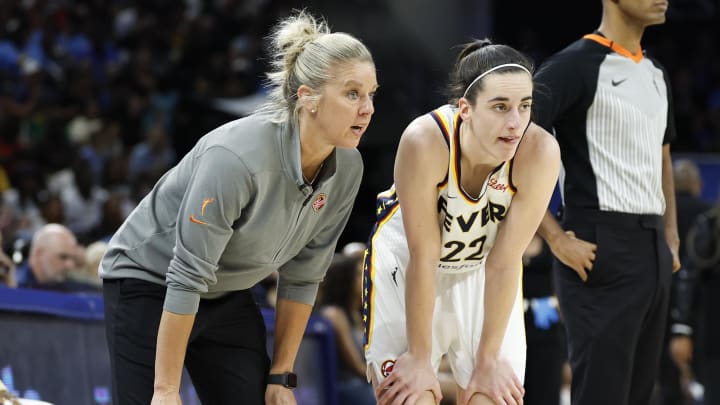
[555,209,672,405]
[103,278,270,405]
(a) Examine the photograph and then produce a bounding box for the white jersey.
[363,105,525,387]
[432,105,516,273]
[366,105,516,275]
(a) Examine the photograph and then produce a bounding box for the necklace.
[303,162,324,185]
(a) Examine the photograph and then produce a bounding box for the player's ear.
[458,97,472,121]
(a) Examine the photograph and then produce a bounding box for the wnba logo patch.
[381,359,396,377]
[312,193,327,212]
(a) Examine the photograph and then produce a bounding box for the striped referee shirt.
[533,32,676,215]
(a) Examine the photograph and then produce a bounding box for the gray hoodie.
[100,113,363,314]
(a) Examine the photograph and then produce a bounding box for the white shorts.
[363,239,526,389]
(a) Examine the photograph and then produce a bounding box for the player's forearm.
[271,298,312,373]
[405,258,436,360]
[476,263,520,360]
[154,310,195,392]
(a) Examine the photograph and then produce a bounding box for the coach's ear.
[297,85,317,113]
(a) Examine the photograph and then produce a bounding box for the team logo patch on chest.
[312,193,327,212]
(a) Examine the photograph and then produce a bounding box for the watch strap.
[268,372,297,388]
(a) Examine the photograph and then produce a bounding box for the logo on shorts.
[381,359,396,377]
[312,193,327,212]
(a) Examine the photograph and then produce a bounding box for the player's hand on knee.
[464,392,496,405]
[548,230,596,282]
[460,356,524,405]
[376,352,442,405]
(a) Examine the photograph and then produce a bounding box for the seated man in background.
[318,251,376,405]
[65,240,106,290]
[0,232,16,288]
[15,223,96,292]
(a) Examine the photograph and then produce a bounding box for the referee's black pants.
[103,278,270,405]
[555,209,673,405]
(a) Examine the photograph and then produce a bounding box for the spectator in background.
[127,121,176,183]
[0,231,16,288]
[59,155,108,243]
[318,253,375,405]
[38,191,64,225]
[674,159,712,256]
[671,203,720,404]
[656,158,711,404]
[252,271,279,309]
[2,161,46,242]
[15,223,92,292]
[101,148,136,218]
[83,193,130,244]
[64,239,105,291]
[522,233,565,404]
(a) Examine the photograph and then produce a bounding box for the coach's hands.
[266,384,297,405]
[376,352,442,405]
[460,355,523,405]
[548,230,597,282]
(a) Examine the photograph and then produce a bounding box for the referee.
[531,1,681,404]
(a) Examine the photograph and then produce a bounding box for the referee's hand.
[548,230,597,282]
[666,236,681,273]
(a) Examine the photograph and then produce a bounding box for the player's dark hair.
[446,39,534,106]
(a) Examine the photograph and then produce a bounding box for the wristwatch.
[268,372,297,389]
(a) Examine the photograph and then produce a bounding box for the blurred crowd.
[0,0,298,289]
[648,25,720,153]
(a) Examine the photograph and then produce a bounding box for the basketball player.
[363,40,560,405]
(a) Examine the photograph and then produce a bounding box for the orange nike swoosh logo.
[189,214,207,225]
[201,198,216,215]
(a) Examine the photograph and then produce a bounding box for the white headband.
[462,63,532,99]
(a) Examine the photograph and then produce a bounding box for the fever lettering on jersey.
[439,197,508,233]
